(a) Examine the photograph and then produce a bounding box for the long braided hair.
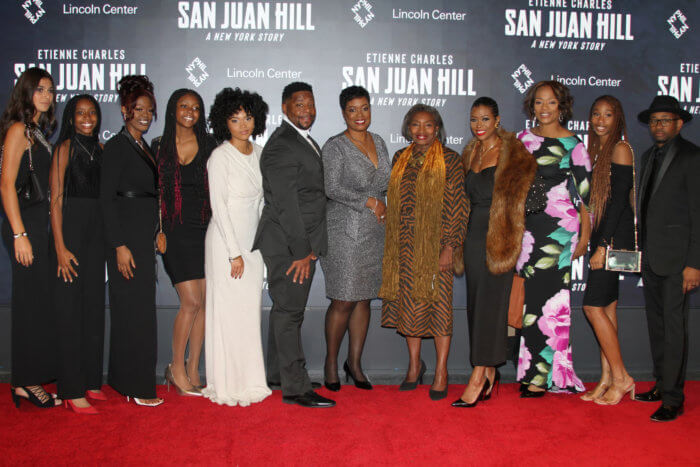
[157,89,211,227]
[587,95,627,229]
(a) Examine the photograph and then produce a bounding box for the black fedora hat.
[638,95,692,124]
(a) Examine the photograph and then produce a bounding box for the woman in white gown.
[202,88,271,406]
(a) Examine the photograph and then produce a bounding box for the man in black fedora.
[635,95,700,421]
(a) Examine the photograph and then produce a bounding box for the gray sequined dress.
[320,131,391,301]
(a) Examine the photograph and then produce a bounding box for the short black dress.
[583,162,634,307]
[154,136,215,285]
[463,166,511,367]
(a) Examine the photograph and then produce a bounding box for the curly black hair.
[156,89,211,227]
[339,85,370,110]
[208,87,268,142]
[118,74,157,121]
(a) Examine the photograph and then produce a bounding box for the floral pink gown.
[515,129,591,392]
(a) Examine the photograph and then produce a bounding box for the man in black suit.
[635,95,700,422]
[252,82,334,408]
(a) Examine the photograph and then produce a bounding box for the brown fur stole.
[462,128,536,274]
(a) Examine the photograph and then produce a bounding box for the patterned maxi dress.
[381,146,467,337]
[515,129,592,392]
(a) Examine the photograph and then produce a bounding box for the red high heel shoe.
[86,390,107,401]
[65,399,99,414]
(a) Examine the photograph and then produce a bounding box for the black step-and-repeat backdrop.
[0,0,698,308]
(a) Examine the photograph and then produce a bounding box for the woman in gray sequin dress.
[320,86,390,391]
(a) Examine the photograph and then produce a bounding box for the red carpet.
[2,381,699,465]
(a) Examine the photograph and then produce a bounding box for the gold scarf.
[379,140,446,303]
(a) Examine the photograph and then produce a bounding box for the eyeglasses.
[649,118,679,127]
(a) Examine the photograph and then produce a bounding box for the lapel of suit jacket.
[282,120,321,160]
[651,136,680,196]
[121,127,157,179]
[638,146,654,208]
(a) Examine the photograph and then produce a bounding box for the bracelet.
[13,232,27,239]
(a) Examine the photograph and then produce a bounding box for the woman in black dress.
[453,97,535,407]
[50,94,106,414]
[99,75,162,406]
[0,67,60,408]
[153,89,216,395]
[581,95,635,405]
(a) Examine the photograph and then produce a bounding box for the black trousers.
[641,260,689,407]
[106,199,158,399]
[263,254,315,397]
[54,199,106,399]
[1,202,57,387]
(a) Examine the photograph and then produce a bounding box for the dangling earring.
[495,121,500,128]
[559,113,563,123]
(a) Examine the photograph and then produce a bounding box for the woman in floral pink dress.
[516,81,592,396]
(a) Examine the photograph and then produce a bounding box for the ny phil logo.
[22,0,45,24]
[667,10,689,39]
[512,64,534,94]
[186,57,209,87]
[351,0,374,28]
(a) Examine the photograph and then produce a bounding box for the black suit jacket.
[99,128,158,249]
[253,120,327,259]
[639,134,700,275]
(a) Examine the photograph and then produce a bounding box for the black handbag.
[604,141,641,273]
[16,127,47,208]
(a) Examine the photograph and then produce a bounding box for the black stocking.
[347,300,370,382]
[324,299,355,383]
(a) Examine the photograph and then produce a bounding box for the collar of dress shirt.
[283,114,313,139]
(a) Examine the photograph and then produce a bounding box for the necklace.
[477,139,499,170]
[346,131,371,154]
[74,136,96,161]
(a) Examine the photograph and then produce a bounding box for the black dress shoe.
[520,387,546,398]
[650,404,684,422]
[634,386,661,402]
[282,391,336,408]
[324,380,341,392]
[268,381,321,390]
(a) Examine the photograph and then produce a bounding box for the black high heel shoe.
[11,386,60,409]
[520,385,546,398]
[344,361,372,390]
[451,378,489,408]
[429,370,449,401]
[399,360,426,391]
[483,369,501,401]
[324,380,341,392]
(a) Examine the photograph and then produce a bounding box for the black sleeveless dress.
[463,166,511,367]
[583,162,634,306]
[153,136,215,285]
[1,138,57,386]
[53,134,106,399]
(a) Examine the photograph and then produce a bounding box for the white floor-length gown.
[202,141,271,406]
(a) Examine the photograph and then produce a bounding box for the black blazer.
[639,134,700,275]
[99,128,158,249]
[253,120,327,259]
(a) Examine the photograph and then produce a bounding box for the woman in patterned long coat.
[380,104,467,401]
